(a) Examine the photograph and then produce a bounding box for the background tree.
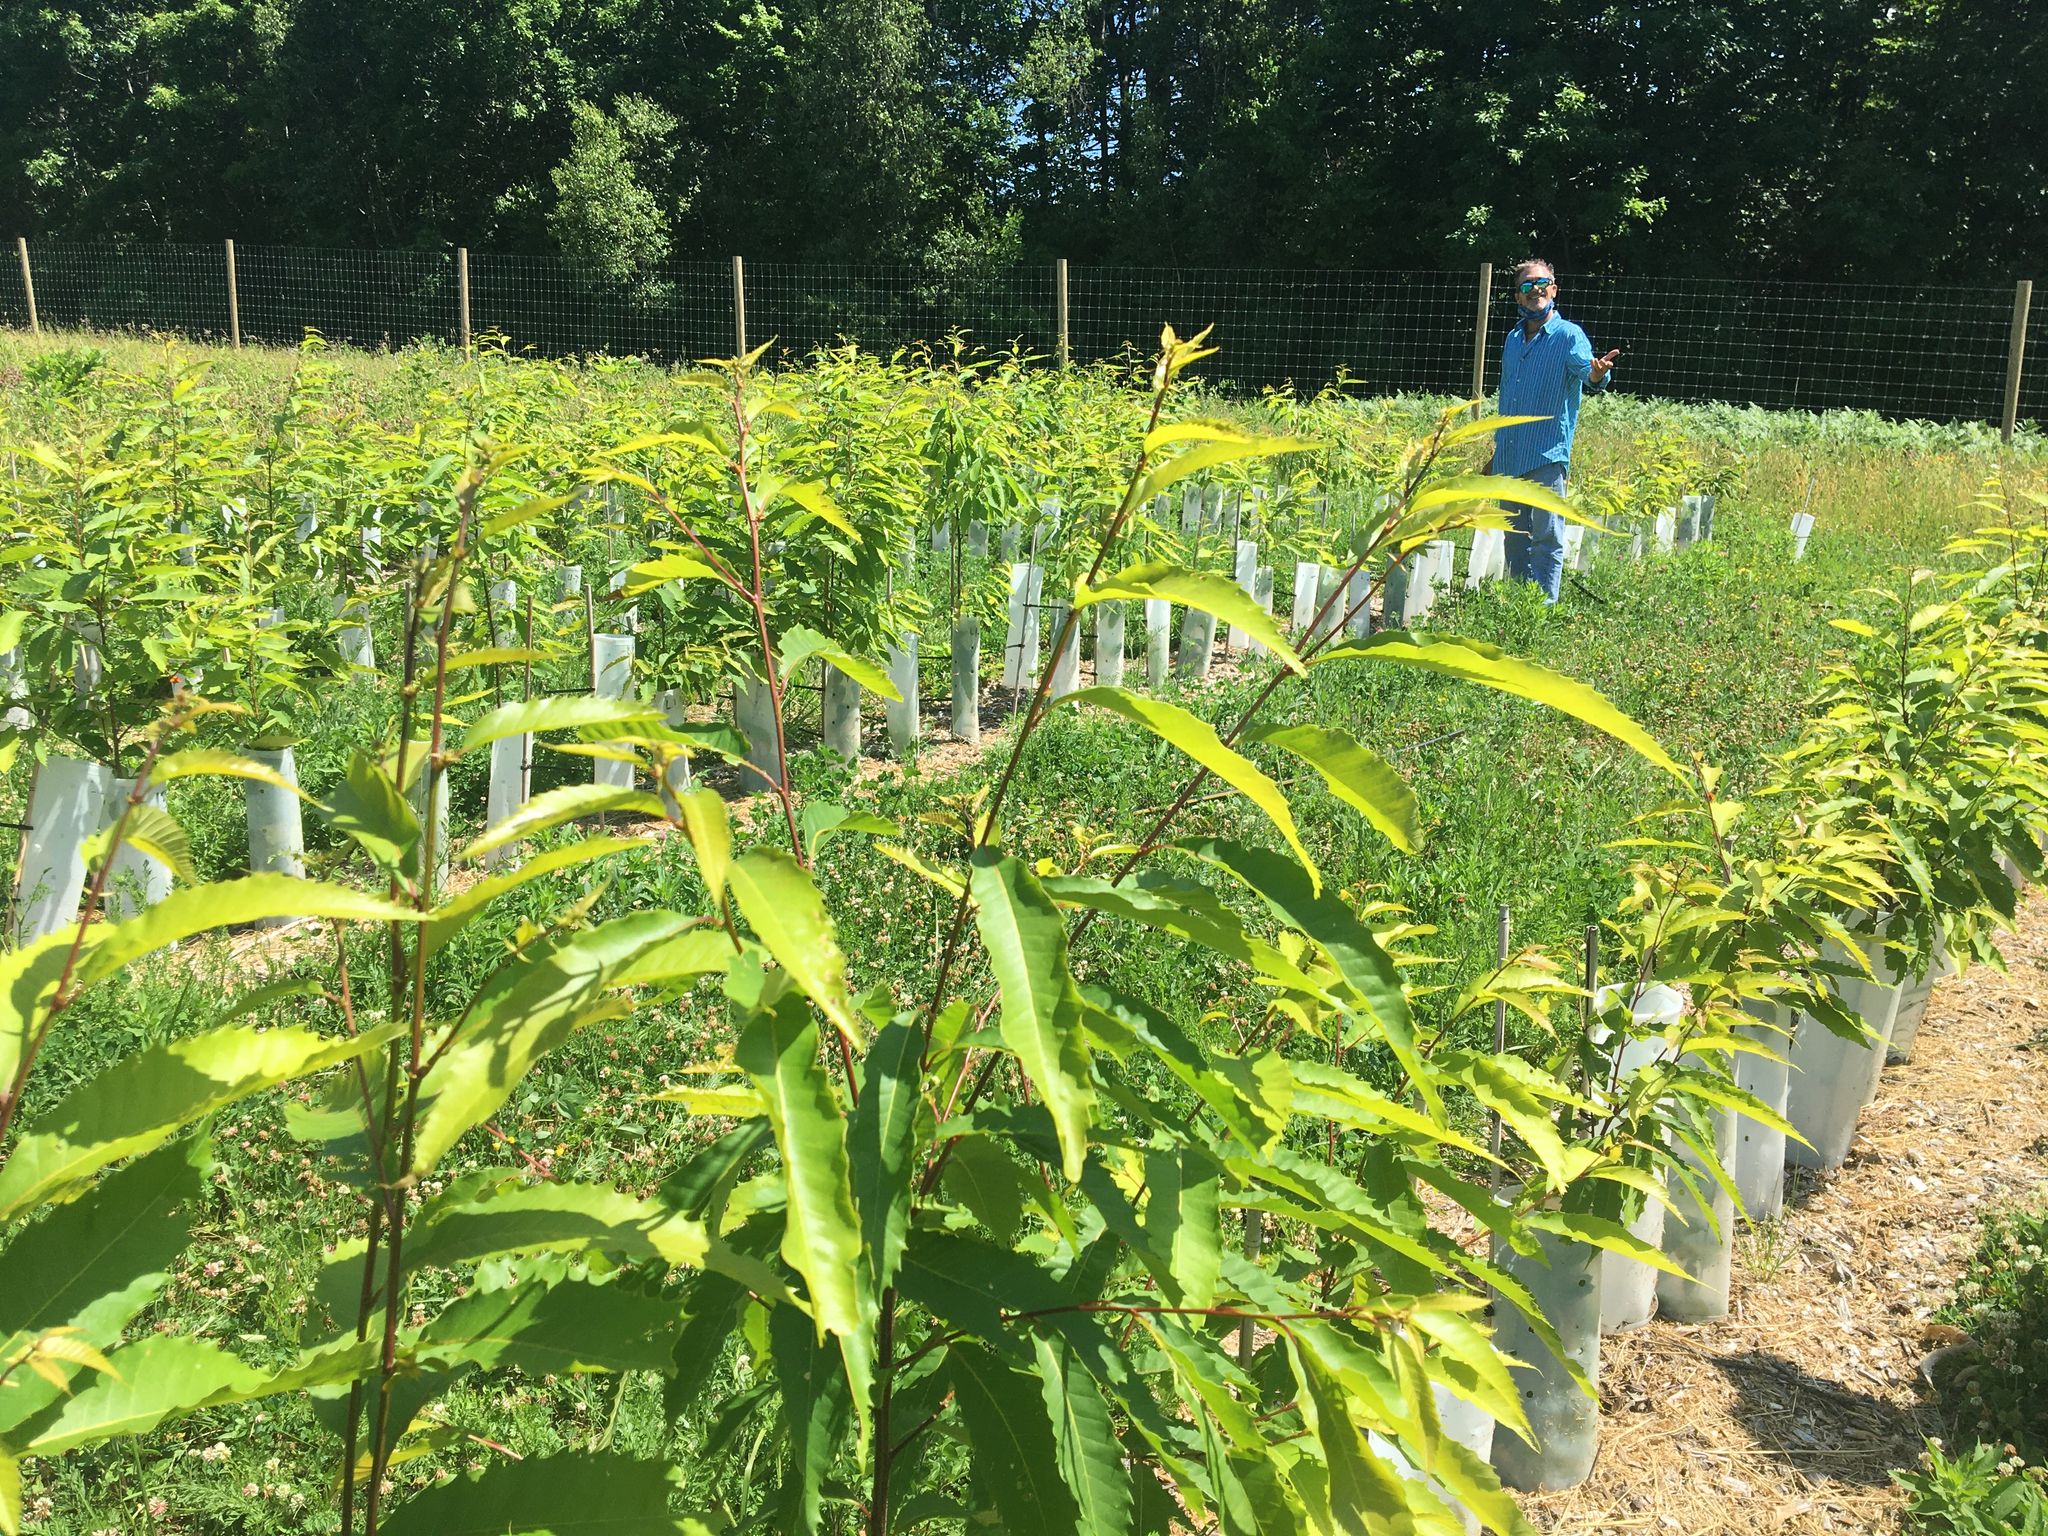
[0,0,2040,278]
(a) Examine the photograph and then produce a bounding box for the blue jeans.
[1502,462,1570,604]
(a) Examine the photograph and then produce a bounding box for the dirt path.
[1523,894,2048,1534]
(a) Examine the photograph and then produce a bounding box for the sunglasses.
[1516,278,1556,294]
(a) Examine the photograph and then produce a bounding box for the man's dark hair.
[1513,257,1556,282]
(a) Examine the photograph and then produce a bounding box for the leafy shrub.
[1936,1206,2048,1458]
[1896,1439,2048,1536]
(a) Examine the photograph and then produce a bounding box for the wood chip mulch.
[1522,891,2048,1534]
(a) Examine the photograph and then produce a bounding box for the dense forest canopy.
[2,0,2040,281]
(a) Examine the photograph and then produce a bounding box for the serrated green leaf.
[778,481,862,543]
[422,836,643,959]
[457,784,668,863]
[145,748,302,795]
[1436,1052,1573,1191]
[85,800,195,885]
[1181,839,1431,1118]
[381,1454,720,1535]
[1045,875,1328,998]
[461,695,664,755]
[0,1142,206,1434]
[627,551,724,593]
[645,1081,766,1116]
[1132,436,1318,510]
[769,1297,851,1535]
[970,853,1097,1183]
[0,932,97,1118]
[943,1135,1035,1246]
[1521,1209,1686,1276]
[1286,1061,1484,1155]
[777,626,900,701]
[1244,723,1421,854]
[951,1339,1083,1533]
[1060,689,1319,890]
[482,491,576,537]
[1288,1340,1418,1536]
[410,911,690,1175]
[388,1173,789,1302]
[1315,633,1683,779]
[1035,1333,1135,1536]
[1143,1146,1221,1309]
[0,1021,402,1218]
[419,1277,681,1375]
[442,646,563,674]
[20,1334,378,1454]
[728,848,866,1049]
[673,786,732,902]
[1079,564,1304,676]
[734,986,869,1395]
[851,1020,923,1296]
[800,802,900,862]
[77,876,422,990]
[321,750,420,874]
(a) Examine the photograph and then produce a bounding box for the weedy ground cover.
[0,326,2042,1535]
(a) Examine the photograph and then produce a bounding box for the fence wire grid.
[2,240,2038,429]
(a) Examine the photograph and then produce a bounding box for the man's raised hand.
[1591,349,1620,385]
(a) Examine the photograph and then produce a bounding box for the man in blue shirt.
[1484,259,1618,602]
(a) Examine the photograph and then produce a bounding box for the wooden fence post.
[16,238,37,336]
[1470,262,1494,405]
[2004,279,2033,445]
[457,247,472,357]
[1055,257,1070,368]
[732,255,748,357]
[224,238,241,348]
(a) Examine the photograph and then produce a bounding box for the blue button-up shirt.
[1493,310,1611,478]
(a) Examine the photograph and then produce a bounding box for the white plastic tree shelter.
[1144,598,1172,687]
[13,756,111,944]
[1590,981,1682,1332]
[1176,606,1217,680]
[1044,604,1082,698]
[734,675,781,792]
[949,617,981,744]
[1656,1096,1737,1322]
[1249,567,1276,654]
[1490,1227,1602,1491]
[1465,529,1506,588]
[1733,999,1795,1221]
[1785,929,1904,1170]
[1000,563,1043,691]
[103,777,172,919]
[592,635,638,788]
[884,637,919,756]
[1291,562,1321,631]
[820,663,861,759]
[1094,602,1126,688]
[1226,539,1259,653]
[244,748,306,928]
[1344,569,1372,639]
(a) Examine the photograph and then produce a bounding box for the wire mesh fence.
[746,263,1055,366]
[1539,276,2023,421]
[2,239,2038,429]
[235,246,458,351]
[470,253,730,360]
[1069,267,1477,395]
[10,242,233,342]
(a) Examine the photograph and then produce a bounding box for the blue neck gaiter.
[1517,301,1553,329]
